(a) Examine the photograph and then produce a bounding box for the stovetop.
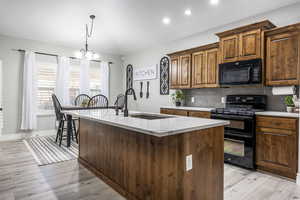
[211,95,267,116]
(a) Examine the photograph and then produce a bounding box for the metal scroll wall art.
[126,64,133,95]
[160,57,170,95]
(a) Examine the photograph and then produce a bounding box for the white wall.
[123,2,300,113]
[0,35,124,135]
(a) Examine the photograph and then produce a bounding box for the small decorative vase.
[286,106,294,113]
[175,101,181,107]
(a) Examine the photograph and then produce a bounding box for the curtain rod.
[11,49,113,65]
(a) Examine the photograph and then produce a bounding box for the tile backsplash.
[183,86,298,112]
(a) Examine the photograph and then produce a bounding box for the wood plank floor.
[1,140,300,200]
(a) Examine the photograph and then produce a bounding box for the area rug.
[23,135,78,166]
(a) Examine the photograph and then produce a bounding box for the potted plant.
[171,90,185,107]
[285,96,295,113]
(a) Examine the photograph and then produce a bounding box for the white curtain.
[79,59,90,95]
[55,56,70,106]
[21,51,37,130]
[100,61,110,99]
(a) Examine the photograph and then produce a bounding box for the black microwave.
[219,59,262,85]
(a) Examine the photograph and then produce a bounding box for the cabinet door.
[192,51,206,88]
[266,31,300,86]
[206,48,219,87]
[220,35,239,63]
[179,54,191,88]
[256,128,297,179]
[239,29,261,60]
[170,57,180,88]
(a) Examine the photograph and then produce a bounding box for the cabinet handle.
[257,132,289,136]
[272,38,289,42]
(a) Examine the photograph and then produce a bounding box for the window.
[89,62,102,96]
[37,61,57,111]
[37,57,102,112]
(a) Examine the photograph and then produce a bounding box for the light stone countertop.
[63,109,229,137]
[255,111,299,118]
[161,106,299,118]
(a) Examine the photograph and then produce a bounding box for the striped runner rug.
[23,135,78,166]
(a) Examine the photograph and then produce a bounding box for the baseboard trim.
[0,130,56,141]
[296,173,300,185]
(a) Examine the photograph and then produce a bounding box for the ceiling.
[0,0,299,55]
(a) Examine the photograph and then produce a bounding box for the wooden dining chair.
[74,94,91,107]
[52,94,77,146]
[88,94,109,108]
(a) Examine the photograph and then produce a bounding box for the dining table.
[61,106,116,147]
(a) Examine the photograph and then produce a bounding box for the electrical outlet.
[191,97,195,103]
[186,154,193,171]
[221,97,226,104]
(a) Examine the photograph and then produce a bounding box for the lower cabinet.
[160,108,188,116]
[160,108,211,118]
[256,116,298,179]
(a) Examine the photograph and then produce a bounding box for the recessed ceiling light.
[184,9,192,16]
[162,17,171,25]
[210,0,219,5]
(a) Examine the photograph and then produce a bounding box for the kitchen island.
[64,109,229,200]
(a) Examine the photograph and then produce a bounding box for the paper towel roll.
[272,86,295,95]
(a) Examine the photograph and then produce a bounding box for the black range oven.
[211,95,267,169]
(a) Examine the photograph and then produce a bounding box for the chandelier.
[74,15,100,60]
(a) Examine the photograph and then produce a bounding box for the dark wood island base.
[79,118,224,200]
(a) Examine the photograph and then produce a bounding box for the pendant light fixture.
[74,15,100,60]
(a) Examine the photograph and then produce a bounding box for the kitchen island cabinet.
[66,110,228,200]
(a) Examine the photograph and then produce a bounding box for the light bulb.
[74,51,83,59]
[210,0,219,5]
[93,53,100,59]
[85,51,93,60]
[162,17,171,25]
[184,9,192,16]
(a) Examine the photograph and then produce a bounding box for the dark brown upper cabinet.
[168,43,219,89]
[179,54,192,88]
[265,23,300,86]
[192,46,219,88]
[170,56,180,88]
[216,20,275,63]
[170,54,191,89]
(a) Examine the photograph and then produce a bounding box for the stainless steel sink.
[130,113,175,120]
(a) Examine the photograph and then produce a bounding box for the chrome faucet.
[124,88,137,117]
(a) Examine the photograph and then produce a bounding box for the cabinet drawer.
[256,116,297,130]
[160,108,188,116]
[189,111,211,118]
[256,127,296,136]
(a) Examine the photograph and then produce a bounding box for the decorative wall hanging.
[160,57,170,95]
[126,64,133,95]
[133,66,157,81]
[146,81,150,99]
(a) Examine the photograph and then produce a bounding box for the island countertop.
[63,109,229,137]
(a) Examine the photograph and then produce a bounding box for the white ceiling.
[0,0,299,55]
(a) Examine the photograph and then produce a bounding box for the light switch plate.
[186,154,193,171]
[191,97,195,103]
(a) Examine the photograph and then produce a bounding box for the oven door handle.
[225,138,245,144]
[225,132,253,139]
